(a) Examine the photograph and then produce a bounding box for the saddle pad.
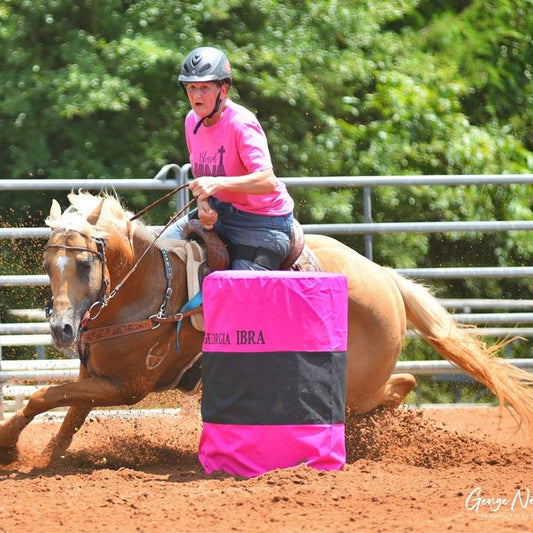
[184,240,205,331]
[164,240,205,332]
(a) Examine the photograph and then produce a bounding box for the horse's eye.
[77,260,93,278]
[43,261,51,275]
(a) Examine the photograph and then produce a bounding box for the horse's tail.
[386,267,533,435]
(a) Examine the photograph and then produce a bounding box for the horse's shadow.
[0,433,244,483]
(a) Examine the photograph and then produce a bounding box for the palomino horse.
[1,191,532,465]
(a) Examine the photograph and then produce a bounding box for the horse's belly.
[306,235,407,409]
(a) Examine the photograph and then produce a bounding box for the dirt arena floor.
[0,393,532,533]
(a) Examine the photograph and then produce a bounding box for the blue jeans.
[210,198,293,271]
[160,209,197,240]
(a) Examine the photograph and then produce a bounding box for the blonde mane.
[46,191,136,238]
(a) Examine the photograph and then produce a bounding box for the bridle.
[44,188,202,363]
[44,237,109,322]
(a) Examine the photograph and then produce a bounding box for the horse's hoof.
[381,373,417,408]
[0,445,19,465]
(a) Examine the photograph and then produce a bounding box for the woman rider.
[165,46,294,271]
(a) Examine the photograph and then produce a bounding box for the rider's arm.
[189,169,276,202]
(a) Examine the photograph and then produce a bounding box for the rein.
[130,184,190,221]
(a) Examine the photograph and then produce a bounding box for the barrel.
[198,270,348,477]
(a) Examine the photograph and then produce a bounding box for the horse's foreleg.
[0,411,33,464]
[0,374,130,465]
[41,405,92,465]
[35,377,132,465]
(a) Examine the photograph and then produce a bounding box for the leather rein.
[45,187,201,362]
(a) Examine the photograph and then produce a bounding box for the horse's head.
[43,193,131,349]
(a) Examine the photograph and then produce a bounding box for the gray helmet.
[179,47,232,84]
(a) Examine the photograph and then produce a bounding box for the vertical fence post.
[363,185,373,260]
[153,163,192,212]
[0,333,4,421]
[178,163,191,213]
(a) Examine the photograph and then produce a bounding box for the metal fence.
[1,172,532,416]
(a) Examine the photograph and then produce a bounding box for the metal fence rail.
[6,356,533,382]
[2,173,532,417]
[2,173,532,190]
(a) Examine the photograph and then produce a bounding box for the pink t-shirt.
[185,100,294,216]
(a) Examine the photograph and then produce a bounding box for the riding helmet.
[179,47,232,85]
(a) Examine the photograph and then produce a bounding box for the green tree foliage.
[2,1,531,179]
[0,0,185,180]
[420,1,533,150]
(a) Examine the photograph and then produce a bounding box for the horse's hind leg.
[379,373,417,408]
[346,373,417,414]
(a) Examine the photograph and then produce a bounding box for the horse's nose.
[50,319,76,348]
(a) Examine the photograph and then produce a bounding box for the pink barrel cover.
[199,424,346,478]
[198,271,348,477]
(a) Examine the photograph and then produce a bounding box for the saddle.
[182,218,321,277]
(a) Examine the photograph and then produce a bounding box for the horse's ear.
[87,198,105,226]
[49,199,62,221]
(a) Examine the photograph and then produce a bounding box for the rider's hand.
[189,176,219,202]
[197,198,218,230]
